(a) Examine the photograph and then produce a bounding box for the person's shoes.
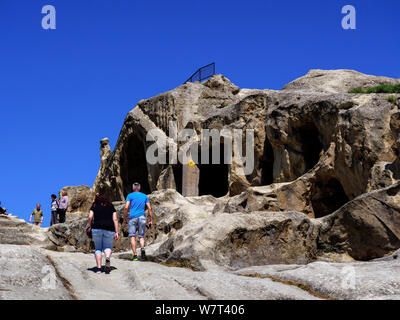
[96,267,102,274]
[132,255,139,261]
[105,258,111,274]
[141,248,147,261]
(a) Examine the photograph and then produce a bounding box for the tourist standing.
[58,191,69,223]
[50,194,59,226]
[29,204,43,227]
[87,194,119,274]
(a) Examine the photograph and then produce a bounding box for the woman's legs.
[95,253,102,269]
[103,230,115,259]
[103,231,115,274]
[91,229,104,269]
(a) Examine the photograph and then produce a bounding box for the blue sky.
[0,0,399,227]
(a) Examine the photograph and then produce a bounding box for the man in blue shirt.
[123,182,153,261]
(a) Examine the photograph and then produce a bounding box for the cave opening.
[260,138,274,185]
[120,134,151,197]
[298,122,323,172]
[292,120,324,175]
[172,164,183,195]
[198,144,229,197]
[311,177,349,218]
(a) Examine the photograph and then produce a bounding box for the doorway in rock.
[119,134,151,197]
[198,144,229,197]
[298,122,323,172]
[311,177,349,218]
[172,165,183,195]
[260,138,274,185]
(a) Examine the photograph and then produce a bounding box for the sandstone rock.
[0,215,48,246]
[92,70,400,219]
[60,185,93,214]
[317,182,400,260]
[45,250,319,300]
[93,138,113,190]
[282,69,400,93]
[235,257,400,300]
[151,210,319,271]
[47,215,92,252]
[0,245,73,300]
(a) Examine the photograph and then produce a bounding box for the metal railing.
[184,63,215,84]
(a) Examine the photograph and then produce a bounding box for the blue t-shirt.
[126,192,149,218]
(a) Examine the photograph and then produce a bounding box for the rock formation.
[3,69,400,300]
[86,69,400,263]
[60,185,93,214]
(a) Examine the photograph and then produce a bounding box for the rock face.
[317,182,400,261]
[0,215,48,246]
[0,245,73,300]
[282,69,400,94]
[60,185,93,214]
[93,71,400,209]
[88,69,400,264]
[235,253,400,300]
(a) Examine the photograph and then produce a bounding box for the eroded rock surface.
[235,255,400,300]
[60,185,93,214]
[0,245,72,300]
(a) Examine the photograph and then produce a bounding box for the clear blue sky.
[0,0,399,227]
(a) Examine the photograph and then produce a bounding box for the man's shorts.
[128,216,146,238]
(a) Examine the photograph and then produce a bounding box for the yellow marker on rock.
[188,160,195,167]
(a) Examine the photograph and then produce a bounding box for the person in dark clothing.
[87,194,119,274]
[50,194,59,226]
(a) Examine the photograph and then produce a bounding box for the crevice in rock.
[311,177,349,218]
[120,133,151,197]
[45,255,79,300]
[239,273,337,300]
[260,137,274,185]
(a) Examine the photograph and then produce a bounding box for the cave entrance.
[198,144,229,197]
[120,134,151,197]
[172,164,183,194]
[298,122,323,172]
[260,138,274,185]
[311,177,349,218]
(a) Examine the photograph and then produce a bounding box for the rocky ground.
[1,205,400,300]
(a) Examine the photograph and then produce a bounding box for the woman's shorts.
[92,229,115,255]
